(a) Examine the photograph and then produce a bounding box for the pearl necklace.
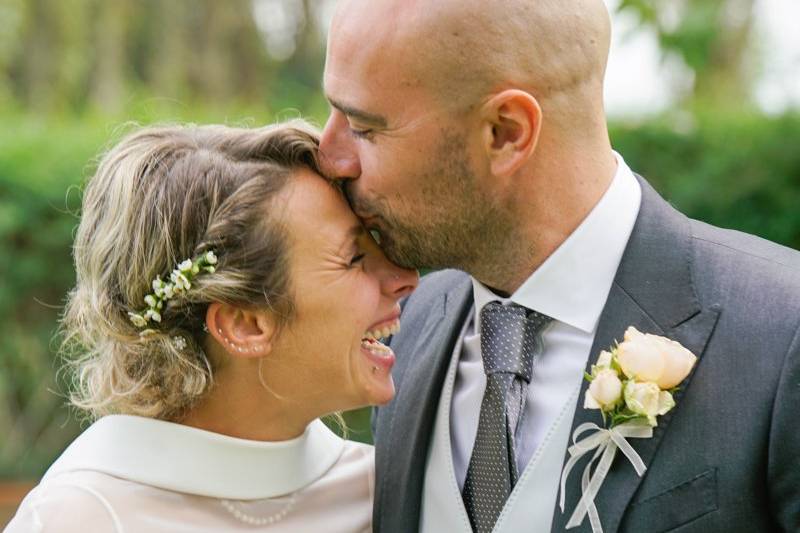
[220,493,298,527]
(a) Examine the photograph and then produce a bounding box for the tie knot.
[479,302,551,382]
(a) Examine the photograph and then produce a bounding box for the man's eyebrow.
[328,97,388,128]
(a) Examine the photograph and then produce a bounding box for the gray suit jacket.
[373,177,800,532]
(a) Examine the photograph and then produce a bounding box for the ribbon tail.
[560,423,607,513]
[610,428,649,477]
[581,452,603,533]
[559,443,595,513]
[566,441,618,530]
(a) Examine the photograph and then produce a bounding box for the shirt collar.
[43,415,346,500]
[472,152,641,333]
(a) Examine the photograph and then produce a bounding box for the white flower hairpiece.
[128,250,218,331]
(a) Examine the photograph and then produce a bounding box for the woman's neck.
[181,378,316,442]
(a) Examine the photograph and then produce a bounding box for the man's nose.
[320,113,362,180]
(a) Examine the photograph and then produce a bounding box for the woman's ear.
[206,302,276,359]
[480,89,542,177]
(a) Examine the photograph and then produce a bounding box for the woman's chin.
[365,375,395,406]
[357,343,397,405]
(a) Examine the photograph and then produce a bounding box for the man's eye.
[350,127,374,140]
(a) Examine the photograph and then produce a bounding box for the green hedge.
[611,111,800,250]
[1,111,798,478]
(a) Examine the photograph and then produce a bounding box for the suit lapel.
[551,178,721,532]
[377,277,473,532]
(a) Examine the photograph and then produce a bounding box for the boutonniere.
[558,327,697,533]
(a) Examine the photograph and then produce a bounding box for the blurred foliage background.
[0,0,798,483]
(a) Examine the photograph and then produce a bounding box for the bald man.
[320,1,800,532]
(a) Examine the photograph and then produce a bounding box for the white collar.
[43,415,346,500]
[472,152,642,333]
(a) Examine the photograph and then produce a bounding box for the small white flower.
[205,265,216,274]
[178,259,193,273]
[152,276,164,293]
[145,309,162,323]
[623,381,674,426]
[596,350,614,369]
[144,294,157,308]
[584,369,623,411]
[175,273,191,291]
[128,312,147,328]
[170,270,191,290]
[173,336,187,350]
[206,251,217,265]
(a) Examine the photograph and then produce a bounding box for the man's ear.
[206,302,277,359]
[480,89,542,177]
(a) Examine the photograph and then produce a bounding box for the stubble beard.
[349,132,512,274]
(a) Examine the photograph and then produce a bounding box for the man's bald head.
[322,0,618,289]
[329,0,612,111]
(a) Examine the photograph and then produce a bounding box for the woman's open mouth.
[360,318,400,371]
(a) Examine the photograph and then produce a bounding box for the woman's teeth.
[363,319,400,341]
[361,338,393,356]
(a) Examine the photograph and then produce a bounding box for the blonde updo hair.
[62,121,321,421]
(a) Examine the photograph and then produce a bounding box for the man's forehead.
[326,0,427,70]
[324,20,425,112]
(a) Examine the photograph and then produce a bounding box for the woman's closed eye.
[349,252,367,268]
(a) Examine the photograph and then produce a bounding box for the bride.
[5,121,417,532]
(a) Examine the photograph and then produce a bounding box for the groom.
[319,0,800,531]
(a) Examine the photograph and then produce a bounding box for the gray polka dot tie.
[462,301,552,533]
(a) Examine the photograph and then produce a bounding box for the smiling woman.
[4,120,418,533]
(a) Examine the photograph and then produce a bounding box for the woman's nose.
[320,112,362,180]
[375,259,419,301]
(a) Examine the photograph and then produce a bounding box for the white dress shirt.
[451,153,642,488]
[5,416,373,533]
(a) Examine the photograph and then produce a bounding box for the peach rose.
[616,327,697,389]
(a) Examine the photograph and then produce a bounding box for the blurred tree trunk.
[2,0,278,113]
[87,0,129,113]
[618,0,758,110]
[145,0,192,101]
[226,0,273,103]
[0,0,26,105]
[52,0,93,111]
[14,0,60,111]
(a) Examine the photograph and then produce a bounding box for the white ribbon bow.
[558,421,653,532]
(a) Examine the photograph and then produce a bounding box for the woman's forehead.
[282,169,360,251]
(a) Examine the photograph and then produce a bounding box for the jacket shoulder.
[689,220,800,300]
[688,219,800,341]
[401,269,470,314]
[690,219,800,271]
